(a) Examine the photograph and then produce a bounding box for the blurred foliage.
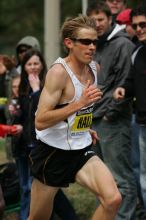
[0,0,145,56]
[0,0,81,56]
[61,0,82,23]
[0,0,44,55]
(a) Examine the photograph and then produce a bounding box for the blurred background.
[0,0,145,67]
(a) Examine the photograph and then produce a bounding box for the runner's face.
[68,28,97,64]
[132,15,146,43]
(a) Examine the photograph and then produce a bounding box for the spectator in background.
[116,8,138,44]
[114,4,146,218]
[0,122,20,220]
[3,35,41,164]
[0,55,17,124]
[87,2,137,219]
[0,55,18,161]
[15,36,41,74]
[7,49,46,220]
[2,36,41,161]
[0,52,24,220]
[6,74,21,143]
[116,8,146,218]
[105,0,127,24]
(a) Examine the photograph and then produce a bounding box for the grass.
[0,138,5,150]
[0,138,8,164]
[64,184,96,220]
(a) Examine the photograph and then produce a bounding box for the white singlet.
[36,57,98,150]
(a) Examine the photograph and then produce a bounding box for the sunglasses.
[132,22,146,31]
[71,38,97,46]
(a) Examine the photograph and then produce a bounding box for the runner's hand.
[80,80,103,107]
[89,129,99,145]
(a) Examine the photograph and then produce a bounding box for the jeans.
[92,118,137,220]
[139,124,146,210]
[131,115,146,218]
[131,115,140,184]
[16,156,32,220]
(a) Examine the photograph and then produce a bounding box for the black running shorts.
[29,140,96,187]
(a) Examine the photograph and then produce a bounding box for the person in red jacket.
[0,124,18,138]
[0,123,20,219]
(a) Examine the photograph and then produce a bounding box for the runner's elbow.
[35,118,45,131]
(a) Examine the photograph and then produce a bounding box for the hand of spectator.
[0,124,23,137]
[113,87,125,100]
[28,74,40,93]
[103,116,108,121]
[12,124,23,135]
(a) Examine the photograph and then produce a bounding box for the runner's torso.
[36,57,98,150]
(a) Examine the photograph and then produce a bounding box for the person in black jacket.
[87,2,137,219]
[116,7,146,218]
[8,49,46,220]
[114,4,146,215]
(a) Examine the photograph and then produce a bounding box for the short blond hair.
[61,15,97,41]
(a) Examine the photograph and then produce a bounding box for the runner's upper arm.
[36,65,67,116]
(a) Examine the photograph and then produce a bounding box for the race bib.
[71,106,93,137]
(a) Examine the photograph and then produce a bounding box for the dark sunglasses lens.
[132,22,146,30]
[79,39,97,45]
[140,22,146,28]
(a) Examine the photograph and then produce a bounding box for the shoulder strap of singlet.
[53,57,75,79]
[53,57,97,86]
[89,61,98,86]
